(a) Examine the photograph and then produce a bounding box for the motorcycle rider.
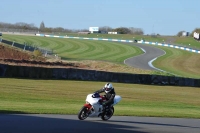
[94,83,116,113]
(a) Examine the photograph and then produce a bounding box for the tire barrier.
[1,64,199,87]
[0,64,6,76]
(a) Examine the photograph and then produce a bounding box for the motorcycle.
[78,93,122,121]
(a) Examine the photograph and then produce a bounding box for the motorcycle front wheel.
[101,106,114,121]
[78,106,89,120]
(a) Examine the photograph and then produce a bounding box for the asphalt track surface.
[123,42,166,71]
[1,114,200,133]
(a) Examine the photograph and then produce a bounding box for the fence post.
[0,38,2,43]
[23,43,26,51]
[12,41,15,46]
[45,51,47,57]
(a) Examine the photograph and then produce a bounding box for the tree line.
[1,21,198,36]
[99,26,143,35]
[0,21,144,35]
[177,28,200,37]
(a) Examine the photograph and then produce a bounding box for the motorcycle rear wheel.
[101,106,114,121]
[78,106,89,120]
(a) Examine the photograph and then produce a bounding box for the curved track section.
[124,43,166,71]
[1,114,200,133]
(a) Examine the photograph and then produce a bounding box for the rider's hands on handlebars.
[102,102,106,106]
[92,93,100,98]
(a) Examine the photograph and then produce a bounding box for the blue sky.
[0,0,200,35]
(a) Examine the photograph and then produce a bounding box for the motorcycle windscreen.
[114,95,121,104]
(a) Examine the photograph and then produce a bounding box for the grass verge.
[152,46,200,79]
[2,34,200,78]
[0,78,200,118]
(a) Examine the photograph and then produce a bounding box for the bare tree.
[99,26,113,32]
[129,27,144,35]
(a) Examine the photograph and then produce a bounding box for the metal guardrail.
[0,38,57,59]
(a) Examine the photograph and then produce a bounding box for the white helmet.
[104,83,113,93]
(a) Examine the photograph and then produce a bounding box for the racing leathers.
[94,87,116,108]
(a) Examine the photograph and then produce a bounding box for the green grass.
[56,33,165,43]
[2,34,143,63]
[2,34,200,78]
[0,78,200,118]
[55,33,200,49]
[174,36,200,49]
[152,46,200,78]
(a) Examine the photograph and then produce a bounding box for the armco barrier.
[0,64,199,87]
[137,40,200,54]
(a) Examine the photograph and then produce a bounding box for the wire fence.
[0,37,61,60]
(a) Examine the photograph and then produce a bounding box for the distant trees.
[99,26,113,32]
[15,22,37,30]
[110,27,144,35]
[0,22,38,31]
[177,31,185,37]
[191,28,200,36]
[113,27,143,35]
[113,27,131,34]
[0,21,144,35]
[128,27,144,35]
[94,26,144,35]
[39,21,45,32]
[1,21,200,36]
[177,28,200,37]
[191,28,200,40]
